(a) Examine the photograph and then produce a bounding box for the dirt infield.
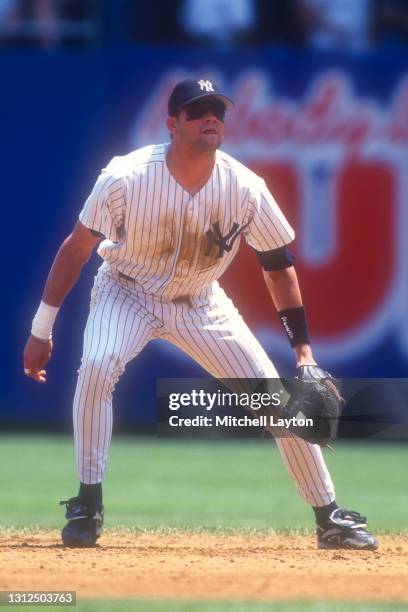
[1,531,407,603]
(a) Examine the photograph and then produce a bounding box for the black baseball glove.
[281,365,345,447]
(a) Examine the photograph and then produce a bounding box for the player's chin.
[199,133,223,150]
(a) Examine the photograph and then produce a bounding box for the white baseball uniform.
[75,143,335,507]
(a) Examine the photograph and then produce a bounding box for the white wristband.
[31,301,60,341]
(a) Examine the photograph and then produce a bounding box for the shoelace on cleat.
[337,510,367,524]
[59,497,80,510]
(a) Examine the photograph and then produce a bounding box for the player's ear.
[166,116,178,137]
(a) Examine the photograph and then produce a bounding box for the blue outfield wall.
[3,45,408,427]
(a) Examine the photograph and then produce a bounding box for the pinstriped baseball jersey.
[79,144,294,299]
[73,141,335,507]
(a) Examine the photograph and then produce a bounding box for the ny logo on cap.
[198,80,214,92]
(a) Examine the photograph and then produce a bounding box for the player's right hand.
[23,335,53,383]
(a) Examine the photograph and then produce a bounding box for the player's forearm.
[42,238,91,307]
[28,222,99,342]
[263,267,316,365]
[262,267,302,310]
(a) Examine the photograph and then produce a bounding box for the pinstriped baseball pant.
[73,266,335,507]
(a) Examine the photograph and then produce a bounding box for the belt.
[173,295,191,303]
[118,271,135,282]
[118,271,192,307]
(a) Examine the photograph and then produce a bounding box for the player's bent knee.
[78,353,123,381]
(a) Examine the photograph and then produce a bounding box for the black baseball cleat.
[60,497,104,548]
[317,508,379,550]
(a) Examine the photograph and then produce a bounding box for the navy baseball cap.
[168,79,234,116]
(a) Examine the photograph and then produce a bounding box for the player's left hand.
[281,365,345,447]
[23,335,53,383]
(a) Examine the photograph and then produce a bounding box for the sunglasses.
[183,99,227,122]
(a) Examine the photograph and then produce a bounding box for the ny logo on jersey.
[197,80,214,93]
[205,221,244,258]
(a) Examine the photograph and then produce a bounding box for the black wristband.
[278,306,310,348]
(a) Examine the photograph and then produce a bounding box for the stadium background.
[1,3,408,608]
[2,0,408,429]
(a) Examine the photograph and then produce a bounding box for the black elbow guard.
[253,246,295,271]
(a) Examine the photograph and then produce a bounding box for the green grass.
[7,599,408,612]
[0,435,406,531]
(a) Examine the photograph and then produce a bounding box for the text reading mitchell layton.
[168,414,314,428]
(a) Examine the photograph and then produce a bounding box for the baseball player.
[23,78,378,550]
